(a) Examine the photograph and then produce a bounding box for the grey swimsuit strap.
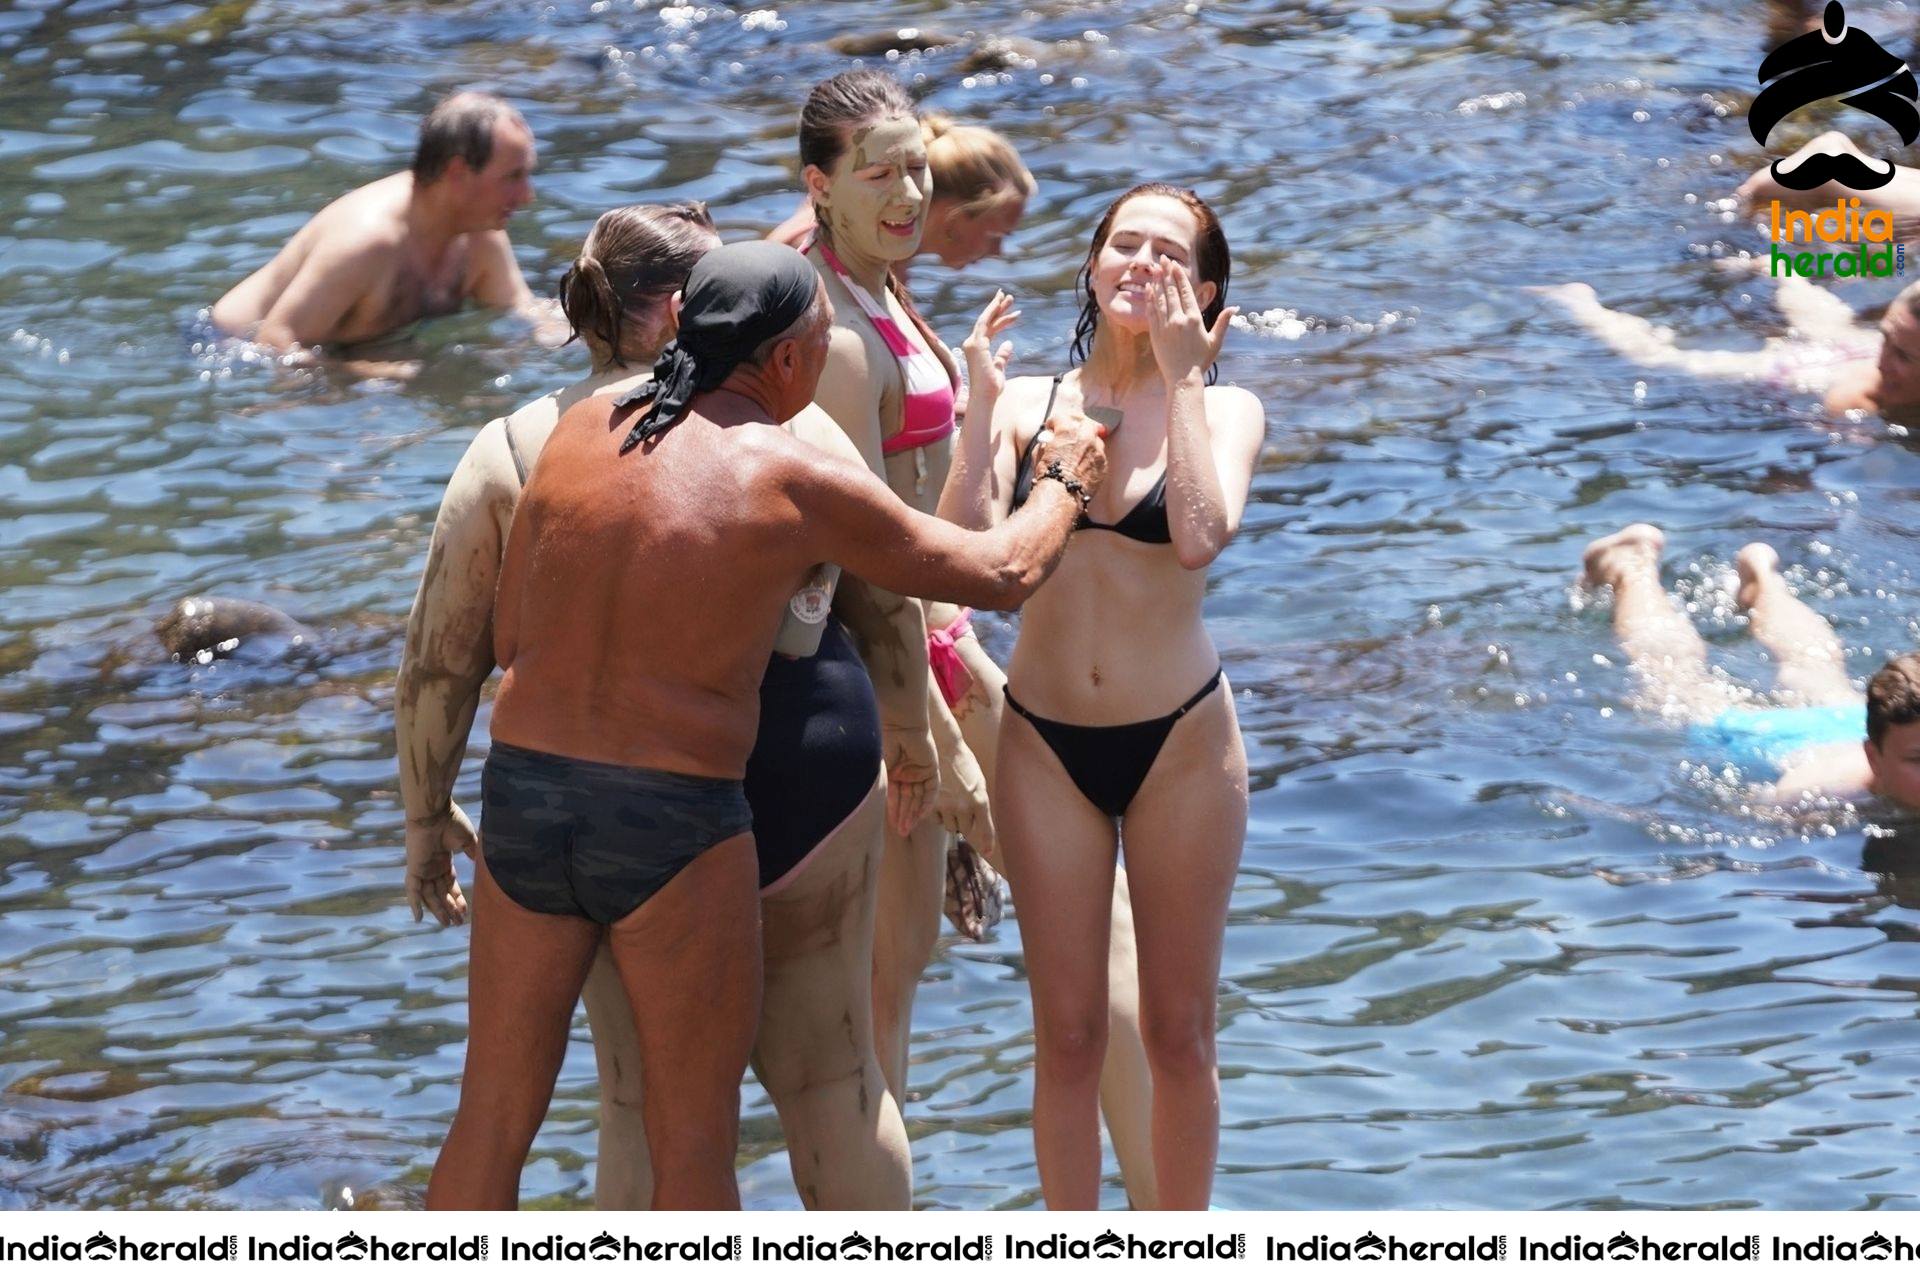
[502,416,530,487]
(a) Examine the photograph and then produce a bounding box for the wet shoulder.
[1002,374,1058,449]
[1205,381,1266,431]
[313,176,410,253]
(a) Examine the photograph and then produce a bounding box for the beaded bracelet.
[1037,458,1093,513]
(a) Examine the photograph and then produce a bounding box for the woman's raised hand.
[1147,258,1236,384]
[962,289,1020,404]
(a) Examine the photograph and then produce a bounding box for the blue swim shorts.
[1685,703,1866,777]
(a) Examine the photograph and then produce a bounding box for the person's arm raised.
[1146,260,1260,570]
[792,411,1107,611]
[937,289,1020,531]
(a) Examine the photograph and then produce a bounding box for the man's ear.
[1865,736,1883,783]
[667,290,684,328]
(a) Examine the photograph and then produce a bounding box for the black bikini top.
[1010,375,1171,544]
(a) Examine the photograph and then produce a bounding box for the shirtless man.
[425,240,1108,1208]
[212,90,548,351]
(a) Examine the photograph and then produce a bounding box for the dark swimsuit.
[1004,374,1224,819]
[482,411,881,920]
[481,744,754,924]
[746,619,883,892]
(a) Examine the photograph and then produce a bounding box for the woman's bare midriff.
[1006,536,1217,725]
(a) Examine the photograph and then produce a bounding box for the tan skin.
[942,192,1266,1209]
[213,109,556,354]
[424,280,1107,1209]
[800,114,1164,1200]
[1581,524,1920,812]
[396,265,913,1208]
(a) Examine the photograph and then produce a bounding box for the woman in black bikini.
[939,183,1265,1209]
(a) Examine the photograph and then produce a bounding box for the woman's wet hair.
[558,201,718,365]
[922,114,1034,217]
[798,69,917,200]
[1070,183,1232,385]
[412,91,523,185]
[797,69,923,313]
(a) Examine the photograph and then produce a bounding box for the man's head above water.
[1867,652,1920,809]
[411,90,536,232]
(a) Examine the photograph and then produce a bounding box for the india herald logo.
[1753,0,1919,189]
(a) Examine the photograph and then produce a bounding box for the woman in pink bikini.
[793,68,1161,1205]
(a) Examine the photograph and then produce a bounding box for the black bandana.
[616,241,819,453]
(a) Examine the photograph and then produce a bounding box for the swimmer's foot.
[1734,541,1784,610]
[1528,282,1601,313]
[1581,522,1665,590]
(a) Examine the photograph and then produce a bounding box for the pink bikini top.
[812,235,957,455]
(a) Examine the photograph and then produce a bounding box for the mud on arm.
[394,422,518,924]
[811,322,939,834]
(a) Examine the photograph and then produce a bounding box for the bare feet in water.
[1581,522,1664,590]
[1734,541,1783,612]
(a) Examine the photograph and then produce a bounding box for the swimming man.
[212,90,553,351]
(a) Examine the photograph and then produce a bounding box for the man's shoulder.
[308,175,411,255]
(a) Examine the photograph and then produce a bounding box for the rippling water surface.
[4,0,1920,1210]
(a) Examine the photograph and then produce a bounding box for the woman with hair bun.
[399,202,910,1208]
[940,182,1265,1209]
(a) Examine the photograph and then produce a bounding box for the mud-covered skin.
[803,112,949,832]
[154,596,308,663]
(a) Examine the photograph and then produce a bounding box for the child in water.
[1580,523,1920,808]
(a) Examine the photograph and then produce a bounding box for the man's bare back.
[211,91,540,350]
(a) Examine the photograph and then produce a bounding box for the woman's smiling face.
[809,114,930,264]
[1088,193,1216,333]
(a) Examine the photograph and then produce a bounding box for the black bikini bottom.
[480,741,753,925]
[1003,669,1223,819]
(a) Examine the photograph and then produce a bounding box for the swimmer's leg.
[1583,523,1728,719]
[426,858,602,1209]
[945,622,1158,1208]
[754,773,911,1209]
[582,942,654,1209]
[1534,284,1769,380]
[1736,542,1858,706]
[605,833,762,1209]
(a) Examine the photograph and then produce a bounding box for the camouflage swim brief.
[480,740,753,925]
